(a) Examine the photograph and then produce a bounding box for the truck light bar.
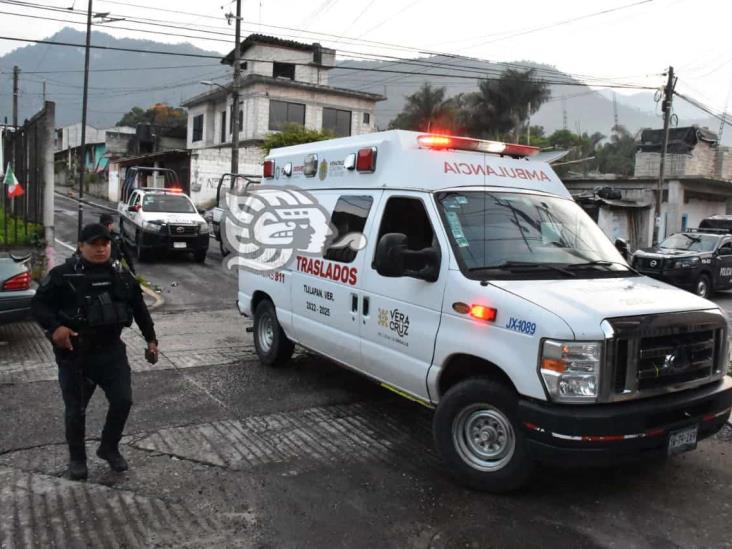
[417,134,539,158]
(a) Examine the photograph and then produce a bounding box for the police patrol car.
[235,130,732,492]
[118,188,209,263]
[632,227,732,299]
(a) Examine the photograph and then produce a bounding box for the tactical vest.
[61,260,134,331]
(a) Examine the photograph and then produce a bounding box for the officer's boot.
[68,445,88,481]
[96,445,128,472]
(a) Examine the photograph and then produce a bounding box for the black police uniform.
[31,251,156,470]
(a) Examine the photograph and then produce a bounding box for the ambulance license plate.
[667,425,698,455]
[173,242,187,249]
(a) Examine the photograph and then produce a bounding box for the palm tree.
[389,83,454,132]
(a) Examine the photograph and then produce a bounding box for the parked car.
[632,227,732,298]
[0,254,35,324]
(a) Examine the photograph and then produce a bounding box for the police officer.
[99,212,135,274]
[31,223,159,481]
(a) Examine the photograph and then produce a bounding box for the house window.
[363,112,370,125]
[220,111,227,143]
[192,114,204,142]
[323,108,352,137]
[273,62,295,80]
[269,100,306,131]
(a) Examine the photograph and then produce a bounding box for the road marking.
[54,238,76,252]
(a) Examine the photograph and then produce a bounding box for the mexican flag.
[4,163,24,199]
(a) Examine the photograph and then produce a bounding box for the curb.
[141,284,165,311]
[55,190,118,213]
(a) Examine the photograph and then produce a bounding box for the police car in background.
[631,228,732,298]
[118,188,210,263]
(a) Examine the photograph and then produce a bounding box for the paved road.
[0,197,730,547]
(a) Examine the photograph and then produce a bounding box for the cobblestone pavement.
[0,310,255,385]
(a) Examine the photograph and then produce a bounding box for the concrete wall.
[189,145,264,208]
[187,83,377,150]
[634,142,717,178]
[245,44,331,85]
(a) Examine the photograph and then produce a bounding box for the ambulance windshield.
[436,191,634,278]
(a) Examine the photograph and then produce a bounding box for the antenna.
[561,95,568,130]
[613,91,619,128]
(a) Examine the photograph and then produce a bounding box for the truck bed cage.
[121,166,182,203]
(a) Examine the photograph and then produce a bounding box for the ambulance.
[236,130,732,492]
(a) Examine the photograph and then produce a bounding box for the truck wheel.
[193,249,207,263]
[695,274,711,298]
[433,378,533,493]
[253,299,294,367]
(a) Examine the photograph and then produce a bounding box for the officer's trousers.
[57,341,132,461]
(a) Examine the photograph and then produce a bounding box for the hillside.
[0,28,723,143]
[0,28,227,128]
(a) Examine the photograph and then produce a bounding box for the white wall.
[188,146,264,208]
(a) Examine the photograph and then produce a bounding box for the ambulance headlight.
[540,340,602,403]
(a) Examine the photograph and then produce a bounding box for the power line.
[674,91,732,128]
[0,34,658,90]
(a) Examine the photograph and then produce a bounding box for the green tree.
[116,103,187,130]
[465,69,551,140]
[596,125,638,176]
[388,83,459,132]
[260,123,334,154]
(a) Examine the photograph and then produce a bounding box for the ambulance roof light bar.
[417,134,539,158]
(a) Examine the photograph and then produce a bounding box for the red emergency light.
[263,160,275,179]
[356,147,377,172]
[417,134,539,158]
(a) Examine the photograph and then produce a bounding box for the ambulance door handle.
[351,293,358,313]
[362,296,370,317]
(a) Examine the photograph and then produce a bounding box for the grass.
[0,209,42,247]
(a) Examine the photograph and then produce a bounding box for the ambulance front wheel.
[253,299,294,367]
[433,378,534,493]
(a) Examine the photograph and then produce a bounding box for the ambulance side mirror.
[614,237,629,260]
[374,233,440,282]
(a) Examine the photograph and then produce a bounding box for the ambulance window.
[323,195,373,263]
[376,197,435,251]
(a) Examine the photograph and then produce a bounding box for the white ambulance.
[236,130,732,492]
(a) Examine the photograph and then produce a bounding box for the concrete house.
[181,34,385,207]
[564,126,732,250]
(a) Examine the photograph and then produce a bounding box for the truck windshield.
[659,233,719,252]
[435,191,633,278]
[142,194,196,213]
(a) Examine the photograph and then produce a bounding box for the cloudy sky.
[0,0,729,118]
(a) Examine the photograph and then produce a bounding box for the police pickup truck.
[632,227,732,298]
[118,188,209,263]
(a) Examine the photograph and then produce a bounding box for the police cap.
[79,223,112,244]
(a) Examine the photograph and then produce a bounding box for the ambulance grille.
[602,311,726,401]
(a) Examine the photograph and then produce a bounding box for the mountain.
[330,56,728,144]
[0,28,725,144]
[0,28,228,128]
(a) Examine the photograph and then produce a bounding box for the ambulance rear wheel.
[253,299,294,367]
[433,378,533,493]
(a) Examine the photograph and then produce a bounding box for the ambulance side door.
[290,191,380,370]
[359,192,448,400]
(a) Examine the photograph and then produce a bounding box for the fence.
[0,101,54,249]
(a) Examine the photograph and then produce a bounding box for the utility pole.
[77,0,93,237]
[561,95,568,131]
[654,66,676,244]
[612,91,619,128]
[12,66,19,129]
[230,0,242,174]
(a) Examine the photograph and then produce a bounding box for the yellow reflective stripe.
[380,383,435,409]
